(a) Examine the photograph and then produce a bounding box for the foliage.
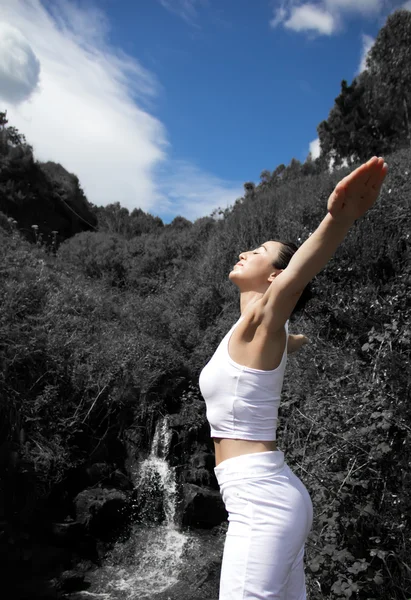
[2,13,411,594]
[3,146,410,597]
[56,214,217,297]
[0,110,29,150]
[318,78,376,164]
[366,10,411,148]
[0,230,188,516]
[57,231,129,286]
[91,202,164,239]
[317,67,409,165]
[0,112,97,246]
[277,150,411,599]
[318,10,411,165]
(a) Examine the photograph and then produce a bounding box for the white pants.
[214,450,313,600]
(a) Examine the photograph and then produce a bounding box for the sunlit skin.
[214,157,388,466]
[213,241,302,465]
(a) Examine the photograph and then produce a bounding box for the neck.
[240,291,265,315]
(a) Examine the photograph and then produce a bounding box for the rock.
[184,451,215,486]
[85,463,111,486]
[23,542,72,575]
[4,575,61,599]
[50,521,86,545]
[59,569,87,593]
[182,484,227,529]
[109,469,133,491]
[48,521,98,562]
[83,464,133,490]
[74,487,131,542]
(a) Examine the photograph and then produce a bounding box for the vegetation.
[0,9,410,599]
[318,10,411,166]
[0,110,97,246]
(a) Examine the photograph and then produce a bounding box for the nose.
[239,251,247,260]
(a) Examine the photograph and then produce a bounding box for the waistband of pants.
[214,450,285,486]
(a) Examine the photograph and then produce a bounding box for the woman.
[199,157,388,599]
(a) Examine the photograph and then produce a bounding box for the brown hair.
[271,240,298,270]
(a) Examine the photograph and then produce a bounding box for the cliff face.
[0,147,97,244]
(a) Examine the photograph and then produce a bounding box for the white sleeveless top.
[199,317,289,441]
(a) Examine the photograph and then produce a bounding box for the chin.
[228,270,241,286]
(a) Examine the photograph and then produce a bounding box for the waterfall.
[150,414,172,459]
[82,415,191,599]
[134,415,178,526]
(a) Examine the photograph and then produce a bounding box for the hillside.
[1,145,410,598]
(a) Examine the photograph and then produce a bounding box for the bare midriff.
[213,438,277,467]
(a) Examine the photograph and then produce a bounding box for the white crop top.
[199,317,289,442]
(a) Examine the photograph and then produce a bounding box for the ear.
[268,269,282,282]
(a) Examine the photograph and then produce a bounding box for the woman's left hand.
[327,156,388,223]
[288,334,310,354]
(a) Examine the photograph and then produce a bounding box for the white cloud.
[358,33,374,73]
[0,0,165,213]
[48,1,110,44]
[0,0,236,222]
[270,0,386,36]
[403,0,411,9]
[155,160,243,221]
[285,4,335,34]
[309,137,321,159]
[0,22,40,103]
[270,6,288,28]
[324,0,383,15]
[158,0,205,25]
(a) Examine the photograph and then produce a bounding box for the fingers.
[340,160,371,188]
[364,157,381,185]
[367,158,388,190]
[329,156,387,219]
[344,157,387,191]
[366,156,380,165]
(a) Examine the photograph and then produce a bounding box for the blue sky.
[105,0,377,178]
[0,0,408,222]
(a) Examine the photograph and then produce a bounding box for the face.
[229,241,283,291]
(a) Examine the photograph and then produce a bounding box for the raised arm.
[259,157,388,332]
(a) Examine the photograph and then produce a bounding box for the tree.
[271,164,286,184]
[282,158,302,181]
[317,78,378,165]
[365,9,411,149]
[259,170,271,186]
[168,215,192,230]
[243,182,256,201]
[0,111,8,128]
[94,202,131,236]
[318,10,411,165]
[301,152,322,176]
[0,109,29,155]
[129,208,163,237]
